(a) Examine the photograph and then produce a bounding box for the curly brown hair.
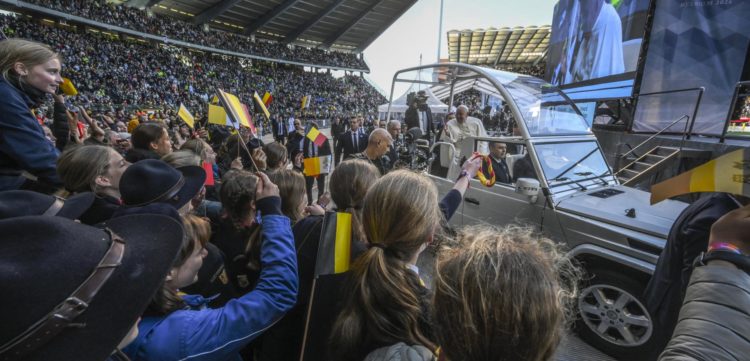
[432,225,580,361]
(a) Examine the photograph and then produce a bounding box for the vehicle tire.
[575,268,658,361]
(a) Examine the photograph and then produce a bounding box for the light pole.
[436,0,444,62]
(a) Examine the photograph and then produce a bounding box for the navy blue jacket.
[0,78,61,190]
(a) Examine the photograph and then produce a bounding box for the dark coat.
[271,117,288,139]
[490,156,512,184]
[210,218,262,295]
[78,194,121,225]
[643,193,740,350]
[52,100,71,151]
[286,132,305,159]
[0,78,62,191]
[124,148,161,163]
[335,129,367,164]
[404,106,434,138]
[302,135,332,158]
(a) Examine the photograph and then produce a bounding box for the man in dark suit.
[271,115,287,144]
[285,118,305,162]
[302,122,332,205]
[643,192,746,351]
[404,91,434,141]
[335,116,367,165]
[488,142,512,184]
[330,116,346,150]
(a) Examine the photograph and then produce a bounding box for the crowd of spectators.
[25,0,369,70]
[497,62,546,78]
[0,13,385,125]
[1,7,749,361]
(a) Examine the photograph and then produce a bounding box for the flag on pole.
[177,103,195,128]
[217,89,255,134]
[301,95,311,110]
[306,126,327,147]
[314,212,353,275]
[303,155,332,177]
[210,95,220,105]
[240,103,257,135]
[262,92,273,106]
[60,77,78,96]
[207,104,236,129]
[202,162,215,186]
[650,148,750,204]
[253,91,270,121]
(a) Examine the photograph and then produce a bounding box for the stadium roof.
[144,0,417,52]
[446,26,550,67]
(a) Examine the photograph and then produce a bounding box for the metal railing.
[631,86,704,137]
[615,114,690,175]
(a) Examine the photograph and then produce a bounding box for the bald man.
[348,128,393,175]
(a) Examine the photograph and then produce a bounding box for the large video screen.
[547,0,651,87]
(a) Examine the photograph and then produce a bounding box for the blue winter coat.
[125,210,298,361]
[0,78,61,190]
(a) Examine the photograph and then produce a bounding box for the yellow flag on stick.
[650,148,750,204]
[253,91,270,121]
[217,89,255,134]
[177,103,195,128]
[60,77,77,96]
[207,104,235,128]
[301,95,311,110]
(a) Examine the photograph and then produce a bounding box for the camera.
[393,127,432,171]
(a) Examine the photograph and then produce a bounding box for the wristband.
[707,242,743,255]
[694,250,750,276]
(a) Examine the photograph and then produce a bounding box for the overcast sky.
[361,0,558,98]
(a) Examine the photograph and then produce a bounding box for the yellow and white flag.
[177,103,195,128]
[651,148,750,204]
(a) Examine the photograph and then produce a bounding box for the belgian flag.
[651,148,750,204]
[314,212,353,275]
[253,91,271,121]
[262,91,273,106]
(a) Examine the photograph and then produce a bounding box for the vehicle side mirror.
[515,178,541,204]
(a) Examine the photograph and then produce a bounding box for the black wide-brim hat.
[0,215,183,361]
[120,159,206,210]
[0,190,95,220]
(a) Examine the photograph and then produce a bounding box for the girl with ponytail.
[330,170,443,361]
[253,159,381,361]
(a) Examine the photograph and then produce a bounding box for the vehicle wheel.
[575,269,657,360]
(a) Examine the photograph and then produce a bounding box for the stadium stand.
[0,13,385,123]
[22,0,368,70]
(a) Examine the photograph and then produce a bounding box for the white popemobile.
[386,63,687,359]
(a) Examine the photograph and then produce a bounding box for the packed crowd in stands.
[497,62,546,78]
[0,13,385,127]
[0,11,748,361]
[25,0,369,70]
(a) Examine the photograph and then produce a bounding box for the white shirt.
[443,116,489,179]
[571,3,624,82]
